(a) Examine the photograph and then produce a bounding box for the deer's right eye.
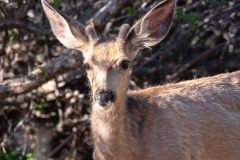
[83,63,91,70]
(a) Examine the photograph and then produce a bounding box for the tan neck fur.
[91,71,240,160]
[91,92,127,159]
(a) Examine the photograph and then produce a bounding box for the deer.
[41,0,240,159]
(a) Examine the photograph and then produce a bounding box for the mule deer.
[42,0,240,159]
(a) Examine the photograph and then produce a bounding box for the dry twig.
[89,0,127,27]
[168,43,225,80]
[0,51,85,99]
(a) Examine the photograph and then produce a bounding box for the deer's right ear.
[41,0,90,52]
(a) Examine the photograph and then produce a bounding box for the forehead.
[91,40,126,62]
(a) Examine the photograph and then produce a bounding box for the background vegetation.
[0,0,239,159]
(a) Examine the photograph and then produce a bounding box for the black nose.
[95,90,116,106]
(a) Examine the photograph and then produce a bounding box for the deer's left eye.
[119,60,130,70]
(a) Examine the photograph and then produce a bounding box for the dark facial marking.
[119,59,130,70]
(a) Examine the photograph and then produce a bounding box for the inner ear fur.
[125,0,176,54]
[41,0,98,53]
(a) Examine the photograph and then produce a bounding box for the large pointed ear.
[41,0,90,52]
[125,0,176,59]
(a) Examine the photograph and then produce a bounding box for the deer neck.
[91,92,127,158]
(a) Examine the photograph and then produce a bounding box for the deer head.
[42,0,176,109]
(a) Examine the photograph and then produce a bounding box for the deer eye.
[83,63,91,70]
[119,60,130,70]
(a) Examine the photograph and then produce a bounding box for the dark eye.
[83,63,90,70]
[120,60,130,70]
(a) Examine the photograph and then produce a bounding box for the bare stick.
[168,43,225,80]
[0,51,84,98]
[0,19,51,35]
[89,0,127,27]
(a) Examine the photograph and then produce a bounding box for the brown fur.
[92,64,240,160]
[41,0,240,159]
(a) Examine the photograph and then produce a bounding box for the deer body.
[92,71,240,160]
[42,0,240,159]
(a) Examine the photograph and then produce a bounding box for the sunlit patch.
[97,121,111,141]
[91,41,125,63]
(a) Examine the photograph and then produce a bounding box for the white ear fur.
[41,0,89,51]
[126,0,176,53]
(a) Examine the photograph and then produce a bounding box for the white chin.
[93,102,113,110]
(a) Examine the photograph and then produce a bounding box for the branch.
[47,120,90,158]
[0,96,31,107]
[15,0,34,20]
[89,0,127,27]
[168,43,225,80]
[0,19,51,35]
[0,51,85,98]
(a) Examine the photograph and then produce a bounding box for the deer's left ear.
[41,0,90,52]
[125,0,176,58]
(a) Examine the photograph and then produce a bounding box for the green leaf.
[33,102,49,111]
[176,7,198,31]
[125,5,136,15]
[183,12,198,31]
[176,7,184,19]
[25,152,36,160]
[176,6,198,32]
[0,152,19,160]
[8,29,19,43]
[53,0,61,9]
